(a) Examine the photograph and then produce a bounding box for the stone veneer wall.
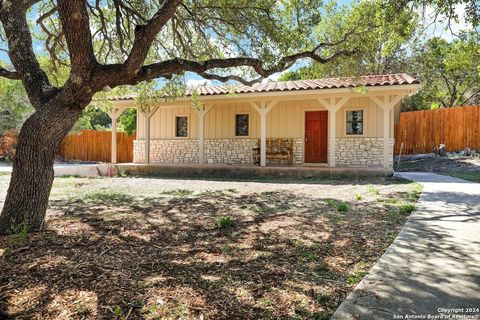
[133,140,199,163]
[134,138,304,165]
[204,139,258,164]
[335,138,385,167]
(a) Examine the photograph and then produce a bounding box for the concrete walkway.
[332,172,480,320]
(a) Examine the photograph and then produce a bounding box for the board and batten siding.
[136,96,394,141]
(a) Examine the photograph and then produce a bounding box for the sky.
[0,1,474,88]
[184,2,474,87]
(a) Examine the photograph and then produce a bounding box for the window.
[175,116,188,137]
[235,114,249,136]
[346,110,364,135]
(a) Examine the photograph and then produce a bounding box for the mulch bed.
[0,182,417,319]
[397,155,480,173]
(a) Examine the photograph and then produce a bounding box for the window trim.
[344,108,366,136]
[234,112,250,138]
[174,114,190,138]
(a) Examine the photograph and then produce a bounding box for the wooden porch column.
[107,106,125,164]
[140,106,159,164]
[317,97,349,167]
[195,104,213,164]
[250,101,278,166]
[371,95,403,170]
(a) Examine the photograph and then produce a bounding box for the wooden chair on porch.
[253,138,293,166]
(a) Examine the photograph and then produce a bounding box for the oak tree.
[0,0,373,234]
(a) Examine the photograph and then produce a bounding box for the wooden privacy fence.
[58,130,136,163]
[394,105,480,155]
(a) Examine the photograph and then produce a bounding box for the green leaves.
[280,0,419,80]
[406,32,480,109]
[0,78,31,135]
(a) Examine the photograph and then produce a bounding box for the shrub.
[346,261,368,284]
[325,198,336,206]
[217,216,235,228]
[355,193,363,200]
[220,244,234,255]
[367,185,380,195]
[75,303,91,317]
[408,183,423,201]
[337,202,349,212]
[387,231,396,243]
[399,203,415,214]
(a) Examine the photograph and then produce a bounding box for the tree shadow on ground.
[0,186,417,320]
[118,173,412,186]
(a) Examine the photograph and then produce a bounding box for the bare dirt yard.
[0,174,421,320]
[397,154,480,183]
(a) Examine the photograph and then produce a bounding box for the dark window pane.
[346,110,364,135]
[176,116,188,137]
[235,114,249,136]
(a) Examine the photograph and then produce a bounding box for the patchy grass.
[444,171,480,183]
[397,155,480,184]
[336,202,349,212]
[216,216,235,229]
[399,203,416,215]
[367,185,380,195]
[346,261,368,284]
[161,189,194,197]
[83,190,134,203]
[0,176,420,320]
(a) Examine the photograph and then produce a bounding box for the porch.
[107,75,420,173]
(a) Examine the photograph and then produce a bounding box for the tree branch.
[0,67,20,80]
[124,48,356,86]
[58,0,97,80]
[123,0,183,74]
[0,3,55,108]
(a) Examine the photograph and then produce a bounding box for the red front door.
[305,111,328,163]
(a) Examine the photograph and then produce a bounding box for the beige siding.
[205,103,260,139]
[137,105,199,140]
[137,96,394,140]
[335,97,385,138]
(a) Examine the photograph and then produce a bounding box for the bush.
[337,202,349,212]
[217,216,235,229]
[367,185,380,195]
[399,203,415,214]
[325,198,336,206]
[355,193,363,200]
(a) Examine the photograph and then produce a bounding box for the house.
[109,74,419,173]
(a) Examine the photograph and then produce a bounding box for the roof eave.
[110,83,421,105]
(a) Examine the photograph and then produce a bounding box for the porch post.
[195,104,213,164]
[144,111,150,164]
[371,95,403,170]
[111,110,118,164]
[250,101,278,166]
[141,106,159,164]
[318,97,349,167]
[107,106,123,164]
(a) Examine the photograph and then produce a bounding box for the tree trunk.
[0,103,83,234]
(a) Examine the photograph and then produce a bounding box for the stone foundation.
[134,140,199,163]
[335,138,385,167]
[204,139,258,164]
[134,138,390,168]
[134,138,304,165]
